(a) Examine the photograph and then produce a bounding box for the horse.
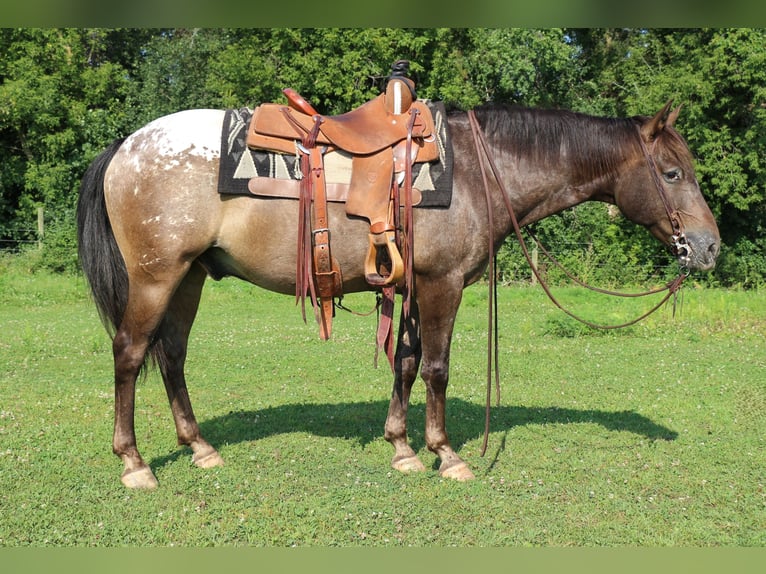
[76,99,720,489]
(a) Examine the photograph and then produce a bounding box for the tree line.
[1,28,763,287]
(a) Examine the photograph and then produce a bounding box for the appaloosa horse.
[77,100,719,489]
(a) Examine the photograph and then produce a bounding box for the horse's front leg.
[418,276,475,481]
[384,298,426,473]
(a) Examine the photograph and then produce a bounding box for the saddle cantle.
[245,61,437,347]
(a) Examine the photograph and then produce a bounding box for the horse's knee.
[397,357,419,384]
[420,361,449,389]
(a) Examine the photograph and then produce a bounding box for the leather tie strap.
[401,107,418,319]
[636,132,685,241]
[310,145,337,340]
[296,144,316,323]
[290,113,342,340]
[373,106,421,371]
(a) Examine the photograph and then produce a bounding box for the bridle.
[467,109,691,456]
[636,130,692,268]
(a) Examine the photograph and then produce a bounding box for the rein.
[467,110,690,456]
[526,228,688,330]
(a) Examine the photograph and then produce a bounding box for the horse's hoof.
[392,455,426,473]
[121,466,159,490]
[439,461,475,481]
[192,449,225,469]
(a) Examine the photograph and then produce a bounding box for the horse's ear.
[666,104,683,128]
[640,100,675,141]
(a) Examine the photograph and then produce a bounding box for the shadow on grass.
[150,399,677,471]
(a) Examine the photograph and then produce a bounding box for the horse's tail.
[76,138,128,337]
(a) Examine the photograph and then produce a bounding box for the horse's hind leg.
[113,259,217,489]
[156,262,224,470]
[384,299,427,473]
[112,272,189,489]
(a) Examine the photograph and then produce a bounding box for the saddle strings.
[286,107,325,327]
[329,106,421,370]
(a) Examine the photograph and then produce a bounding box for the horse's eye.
[663,168,683,183]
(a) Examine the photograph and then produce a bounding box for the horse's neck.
[475,149,611,238]
[482,117,629,228]
[514,168,611,228]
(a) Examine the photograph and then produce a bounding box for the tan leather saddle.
[245,63,438,340]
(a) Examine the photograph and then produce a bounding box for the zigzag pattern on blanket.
[217,103,453,208]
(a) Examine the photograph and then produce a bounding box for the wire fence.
[0,237,39,252]
[496,240,678,287]
[0,208,45,253]
[1,209,679,288]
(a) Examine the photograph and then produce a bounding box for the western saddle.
[245,61,438,347]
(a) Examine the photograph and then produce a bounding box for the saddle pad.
[217,102,453,208]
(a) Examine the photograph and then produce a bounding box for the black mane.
[469,103,644,184]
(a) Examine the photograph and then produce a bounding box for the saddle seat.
[276,83,431,155]
[247,85,436,159]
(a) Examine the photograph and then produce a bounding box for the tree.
[1,28,763,285]
[0,28,147,246]
[206,29,436,114]
[425,28,581,109]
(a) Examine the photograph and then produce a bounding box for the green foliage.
[207,29,438,113]
[498,203,677,288]
[0,28,142,241]
[426,29,579,108]
[124,29,230,126]
[713,235,766,289]
[1,28,764,286]
[36,209,79,274]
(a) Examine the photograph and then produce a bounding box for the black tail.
[76,139,128,337]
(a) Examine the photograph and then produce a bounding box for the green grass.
[0,267,764,546]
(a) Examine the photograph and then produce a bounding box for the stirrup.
[364,231,404,286]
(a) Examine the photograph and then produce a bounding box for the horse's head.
[614,101,720,271]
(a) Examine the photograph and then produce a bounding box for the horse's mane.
[466,103,694,184]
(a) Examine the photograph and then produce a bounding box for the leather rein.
[467,109,691,456]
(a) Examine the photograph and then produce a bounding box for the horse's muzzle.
[678,231,720,271]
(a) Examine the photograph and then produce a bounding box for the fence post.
[531,245,538,285]
[37,207,44,249]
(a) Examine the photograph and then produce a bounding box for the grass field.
[0,265,764,546]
